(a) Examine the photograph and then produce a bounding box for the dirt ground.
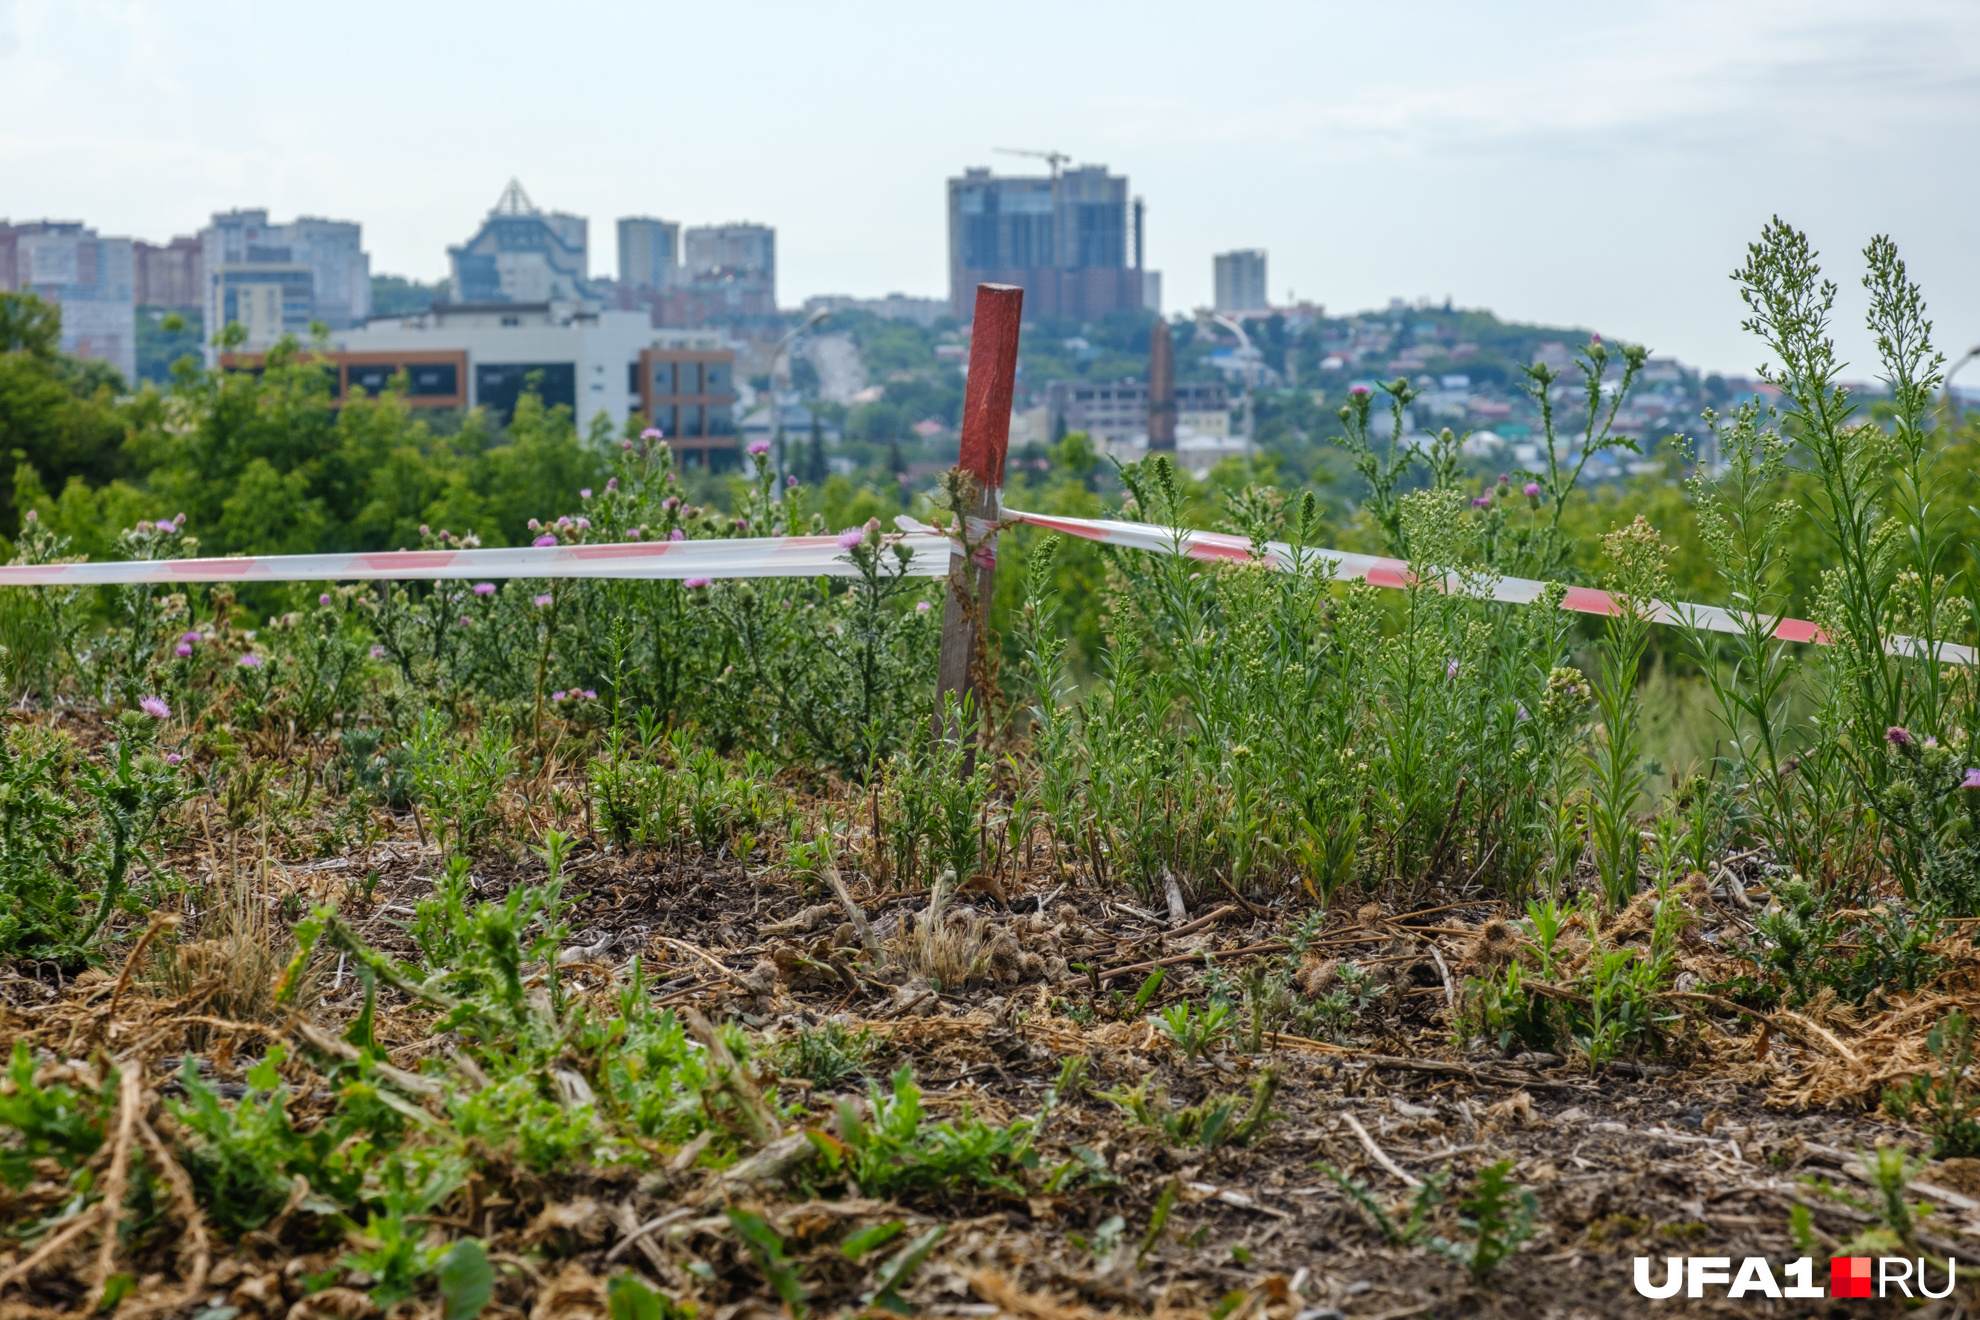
[7,824,1980,1319]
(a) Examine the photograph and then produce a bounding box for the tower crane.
[993,148,1070,178]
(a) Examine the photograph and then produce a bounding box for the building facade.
[200,209,370,361]
[618,217,680,290]
[448,181,589,307]
[1044,378,1226,445]
[135,235,203,310]
[328,304,734,438]
[947,164,1154,320]
[1214,250,1268,313]
[0,220,137,380]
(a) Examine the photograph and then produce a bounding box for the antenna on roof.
[493,179,539,215]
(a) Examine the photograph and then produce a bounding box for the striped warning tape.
[0,531,955,587]
[957,507,1975,667]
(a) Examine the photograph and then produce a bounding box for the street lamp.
[766,308,830,479]
[1945,345,1980,429]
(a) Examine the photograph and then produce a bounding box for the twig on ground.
[1343,1111,1421,1188]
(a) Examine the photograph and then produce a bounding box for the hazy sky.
[4,0,1977,375]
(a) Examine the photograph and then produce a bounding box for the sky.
[4,0,1978,376]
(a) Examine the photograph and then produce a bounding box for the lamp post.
[1945,345,1980,430]
[766,308,830,479]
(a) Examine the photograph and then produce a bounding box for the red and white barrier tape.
[954,507,1974,667]
[0,531,955,587]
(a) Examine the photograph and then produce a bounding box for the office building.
[1214,250,1269,313]
[448,180,589,306]
[306,304,734,445]
[0,220,137,380]
[135,235,203,310]
[618,217,680,290]
[683,224,774,295]
[200,209,370,361]
[1044,378,1226,446]
[947,163,1154,320]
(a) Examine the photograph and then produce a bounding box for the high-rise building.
[200,208,370,361]
[1214,250,1269,313]
[448,181,589,306]
[683,224,774,299]
[947,163,1154,320]
[135,235,203,310]
[618,217,680,291]
[0,220,137,380]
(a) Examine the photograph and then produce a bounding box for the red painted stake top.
[957,284,1024,493]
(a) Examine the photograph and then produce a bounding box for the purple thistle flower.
[459,615,472,626]
[238,654,263,669]
[174,513,185,526]
[574,517,590,529]
[419,524,429,535]
[622,439,635,451]
[684,576,711,589]
[837,527,866,550]
[527,518,541,530]
[181,630,201,644]
[670,528,685,542]
[552,690,567,702]
[580,488,592,499]
[1887,725,1914,747]
[1446,659,1459,679]
[154,519,175,533]
[662,496,680,511]
[625,527,641,539]
[533,533,557,547]
[747,440,772,456]
[473,581,496,596]
[319,593,331,606]
[1523,482,1541,498]
[640,427,662,441]
[370,645,386,659]
[1349,384,1371,397]
[916,600,932,613]
[556,516,572,529]
[582,689,597,699]
[786,476,798,488]
[606,477,618,492]
[165,752,182,766]
[1964,768,1980,790]
[139,695,170,719]
[1516,703,1530,722]
[534,593,553,608]
[1471,495,1490,509]
[175,642,192,657]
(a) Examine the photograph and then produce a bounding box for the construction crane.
[994,147,1070,178]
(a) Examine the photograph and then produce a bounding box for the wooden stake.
[936,282,1023,742]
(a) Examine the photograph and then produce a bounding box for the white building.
[1213,250,1268,313]
[332,303,700,429]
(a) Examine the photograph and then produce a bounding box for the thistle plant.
[1586,516,1670,910]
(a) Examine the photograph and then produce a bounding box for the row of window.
[650,404,734,438]
[626,359,733,395]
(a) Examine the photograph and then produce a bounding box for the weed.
[821,1065,1036,1198]
[1156,1001,1233,1060]
[1317,1160,1447,1246]
[1098,1066,1280,1151]
[1427,1159,1537,1282]
[777,1020,874,1090]
[1884,1010,1980,1158]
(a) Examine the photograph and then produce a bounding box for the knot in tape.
[956,515,999,569]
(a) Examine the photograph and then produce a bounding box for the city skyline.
[3,1,1977,374]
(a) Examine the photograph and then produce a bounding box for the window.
[654,406,676,436]
[346,363,398,396]
[679,361,703,395]
[651,361,675,394]
[475,362,576,423]
[408,364,458,397]
[704,362,730,393]
[679,405,703,437]
[628,362,640,394]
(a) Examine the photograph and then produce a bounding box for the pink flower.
[164,752,182,766]
[1590,332,1603,345]
[580,488,593,499]
[557,516,572,529]
[837,528,866,550]
[684,577,711,589]
[1471,496,1490,509]
[238,654,263,669]
[22,510,35,522]
[1963,768,1980,791]
[915,600,931,613]
[528,518,541,530]
[533,534,557,547]
[175,642,192,657]
[582,689,597,699]
[1887,726,1914,747]
[139,695,170,719]
[459,615,472,626]
[625,527,641,540]
[1523,482,1541,498]
[574,517,591,530]
[473,582,496,596]
[747,440,772,456]
[173,513,185,526]
[154,519,175,533]
[1446,659,1459,679]
[786,476,798,488]
[534,594,553,608]
[181,631,201,644]
[605,477,618,492]
[319,593,331,606]
[1516,703,1530,721]
[669,528,684,542]
[622,439,635,451]
[370,645,385,659]
[662,496,680,512]
[640,427,662,441]
[1349,384,1371,397]
[552,690,567,702]
[419,524,430,535]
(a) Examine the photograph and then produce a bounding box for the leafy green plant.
[727,1208,808,1316]
[823,1065,1035,1198]
[1884,1010,1980,1158]
[0,1041,111,1187]
[1428,1159,1537,1282]
[1098,1067,1280,1151]
[1317,1159,1447,1247]
[777,1020,874,1090]
[1155,1001,1232,1060]
[1585,516,1668,911]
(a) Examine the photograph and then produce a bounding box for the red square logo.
[1830,1257,1873,1298]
